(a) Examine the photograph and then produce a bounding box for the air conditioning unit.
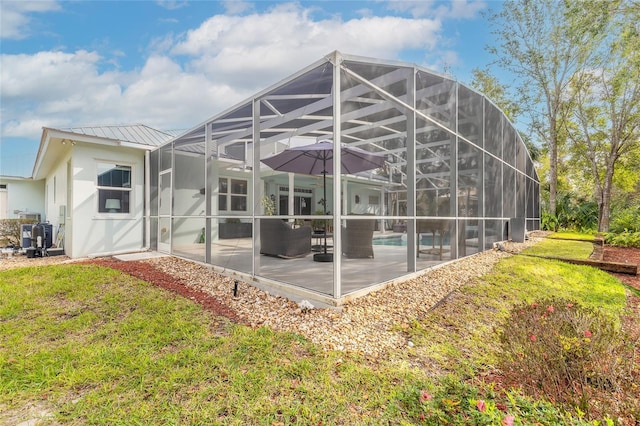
[19,212,41,222]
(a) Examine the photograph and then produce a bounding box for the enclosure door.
[158,170,171,253]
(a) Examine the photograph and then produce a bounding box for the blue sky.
[1,0,502,177]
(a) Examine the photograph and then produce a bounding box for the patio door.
[278,195,312,215]
[158,170,171,253]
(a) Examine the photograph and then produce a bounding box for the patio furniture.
[341,219,375,258]
[260,219,312,258]
[417,219,450,260]
[312,231,333,252]
[261,140,385,263]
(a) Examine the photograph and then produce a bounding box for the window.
[97,162,131,214]
[218,177,247,211]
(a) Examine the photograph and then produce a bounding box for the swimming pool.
[372,234,450,246]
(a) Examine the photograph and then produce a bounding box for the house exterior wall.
[43,153,71,250]
[0,177,45,220]
[68,144,146,258]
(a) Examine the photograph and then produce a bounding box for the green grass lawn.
[0,242,631,425]
[522,238,595,259]
[546,231,597,241]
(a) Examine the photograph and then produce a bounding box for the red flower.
[476,400,487,412]
[547,305,554,313]
[420,390,432,402]
[502,414,515,426]
[566,303,574,309]
[583,330,593,338]
[529,334,537,342]
[531,302,538,308]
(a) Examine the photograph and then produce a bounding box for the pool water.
[372,234,450,246]
[372,235,405,246]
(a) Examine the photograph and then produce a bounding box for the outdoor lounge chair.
[341,219,375,259]
[260,219,312,258]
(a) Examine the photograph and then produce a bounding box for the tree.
[486,0,609,217]
[565,2,640,232]
[470,68,542,162]
[469,67,520,122]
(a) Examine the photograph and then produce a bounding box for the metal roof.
[61,124,177,147]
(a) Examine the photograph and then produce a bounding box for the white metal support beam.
[330,51,342,299]
[252,99,262,276]
[205,123,212,264]
[406,67,417,271]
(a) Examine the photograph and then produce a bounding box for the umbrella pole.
[323,168,327,254]
[314,155,333,262]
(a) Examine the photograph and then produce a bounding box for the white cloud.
[222,0,255,15]
[0,0,61,39]
[1,50,125,137]
[171,4,441,91]
[2,118,50,140]
[1,1,482,145]
[155,1,188,11]
[121,56,241,129]
[0,50,239,139]
[449,0,487,19]
[1,50,104,100]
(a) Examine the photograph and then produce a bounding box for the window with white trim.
[218,177,247,211]
[97,162,131,214]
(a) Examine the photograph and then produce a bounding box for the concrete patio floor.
[169,231,477,300]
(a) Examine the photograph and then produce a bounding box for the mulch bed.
[602,246,640,424]
[602,245,640,291]
[83,258,244,324]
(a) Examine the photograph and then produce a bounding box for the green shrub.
[399,376,589,425]
[609,205,640,234]
[604,231,640,248]
[541,212,559,231]
[551,193,599,232]
[499,297,631,417]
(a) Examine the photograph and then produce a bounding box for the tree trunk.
[549,117,558,217]
[599,160,616,233]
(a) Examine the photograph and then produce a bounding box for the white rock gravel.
[146,237,542,357]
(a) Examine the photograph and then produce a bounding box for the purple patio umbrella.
[261,140,386,262]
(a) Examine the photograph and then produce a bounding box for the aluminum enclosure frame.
[147,51,540,305]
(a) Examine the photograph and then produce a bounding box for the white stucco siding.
[0,188,5,219]
[348,186,382,215]
[43,154,71,248]
[70,144,146,258]
[0,177,45,220]
[173,152,206,217]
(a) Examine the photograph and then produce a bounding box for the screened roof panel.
[165,51,538,181]
[267,62,333,97]
[342,60,408,82]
